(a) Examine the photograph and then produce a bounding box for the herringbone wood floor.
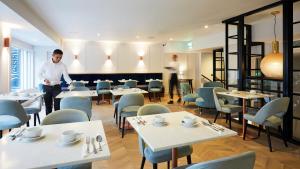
[91,96,300,169]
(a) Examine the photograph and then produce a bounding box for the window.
[10,47,34,91]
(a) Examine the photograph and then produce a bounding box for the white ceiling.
[21,0,277,43]
[0,2,56,46]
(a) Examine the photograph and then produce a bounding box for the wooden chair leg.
[187,155,192,164]
[258,125,262,137]
[266,127,272,152]
[122,117,126,138]
[34,114,37,126]
[118,115,122,129]
[140,156,146,169]
[167,161,170,169]
[243,121,248,140]
[26,121,30,127]
[279,126,288,147]
[152,163,157,169]
[0,130,2,139]
[228,114,232,129]
[183,101,185,105]
[214,111,220,123]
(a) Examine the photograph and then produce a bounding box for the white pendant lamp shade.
[260,43,283,79]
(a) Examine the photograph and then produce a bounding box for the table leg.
[172,148,178,168]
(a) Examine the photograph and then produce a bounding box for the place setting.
[57,130,83,146]
[8,127,45,143]
[151,115,168,127]
[82,135,105,158]
[181,116,199,128]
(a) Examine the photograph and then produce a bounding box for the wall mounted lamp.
[3,37,10,47]
[139,56,143,60]
[74,55,79,60]
[107,55,111,60]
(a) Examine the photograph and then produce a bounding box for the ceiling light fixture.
[169,38,173,41]
[3,37,10,48]
[204,25,208,29]
[97,33,101,37]
[260,11,283,79]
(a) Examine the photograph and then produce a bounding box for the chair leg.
[149,93,151,102]
[122,117,126,138]
[279,126,288,147]
[187,155,192,164]
[27,121,30,127]
[167,161,170,169]
[140,156,146,169]
[214,111,220,123]
[37,114,41,124]
[34,114,37,126]
[243,121,248,140]
[225,114,228,123]
[0,130,2,139]
[266,127,272,152]
[228,114,232,129]
[183,101,185,105]
[258,125,262,137]
[97,95,100,105]
[153,163,157,169]
[118,115,122,129]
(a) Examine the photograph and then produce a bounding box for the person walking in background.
[39,49,72,115]
[165,54,181,104]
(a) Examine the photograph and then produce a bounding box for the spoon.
[96,135,103,151]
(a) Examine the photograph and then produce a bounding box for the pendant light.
[260,11,283,79]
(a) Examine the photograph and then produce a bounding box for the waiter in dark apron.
[165,54,181,104]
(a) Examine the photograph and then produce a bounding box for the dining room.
[0,0,300,169]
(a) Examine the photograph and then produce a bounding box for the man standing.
[39,49,72,115]
[165,54,181,104]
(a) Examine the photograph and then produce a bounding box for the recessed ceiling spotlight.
[169,38,173,41]
[204,25,208,29]
[97,33,101,37]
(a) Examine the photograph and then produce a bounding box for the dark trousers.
[43,85,62,115]
[169,73,181,99]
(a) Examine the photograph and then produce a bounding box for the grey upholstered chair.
[0,100,31,138]
[148,80,163,102]
[96,81,111,104]
[203,81,224,88]
[70,81,85,88]
[195,87,216,113]
[41,109,90,169]
[22,97,43,126]
[137,104,193,169]
[213,87,242,129]
[60,96,92,120]
[71,86,90,91]
[112,85,130,124]
[124,80,137,88]
[174,151,255,169]
[42,109,89,125]
[243,97,290,152]
[181,83,198,105]
[118,93,144,138]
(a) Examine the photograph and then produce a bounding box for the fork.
[85,136,90,154]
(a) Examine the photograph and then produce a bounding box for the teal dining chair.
[195,87,216,114]
[213,87,242,129]
[118,93,144,138]
[60,96,92,120]
[137,104,193,169]
[70,86,90,91]
[180,82,198,105]
[41,109,90,169]
[112,85,130,125]
[243,97,290,152]
[70,81,85,88]
[124,80,137,88]
[174,151,255,169]
[0,100,31,138]
[203,81,224,88]
[96,81,111,104]
[22,97,43,126]
[148,80,163,102]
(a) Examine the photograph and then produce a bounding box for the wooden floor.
[91,96,300,169]
[4,95,300,169]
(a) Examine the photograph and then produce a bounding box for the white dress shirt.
[168,61,180,74]
[39,60,72,85]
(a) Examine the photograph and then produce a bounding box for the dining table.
[56,90,98,98]
[145,79,163,83]
[0,120,110,169]
[93,80,113,84]
[127,111,237,168]
[217,91,273,138]
[0,92,44,104]
[110,88,148,103]
[118,79,139,83]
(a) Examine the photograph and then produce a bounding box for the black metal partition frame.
[222,0,298,141]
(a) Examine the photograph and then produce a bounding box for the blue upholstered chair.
[60,96,92,120]
[124,80,137,88]
[22,97,43,126]
[118,93,144,138]
[0,100,31,138]
[71,86,90,91]
[112,85,130,124]
[213,87,242,129]
[71,81,85,88]
[41,109,90,169]
[96,81,111,104]
[195,87,216,114]
[148,80,163,102]
[180,83,198,105]
[174,151,255,169]
[243,97,290,152]
[137,104,193,169]
[203,81,224,88]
